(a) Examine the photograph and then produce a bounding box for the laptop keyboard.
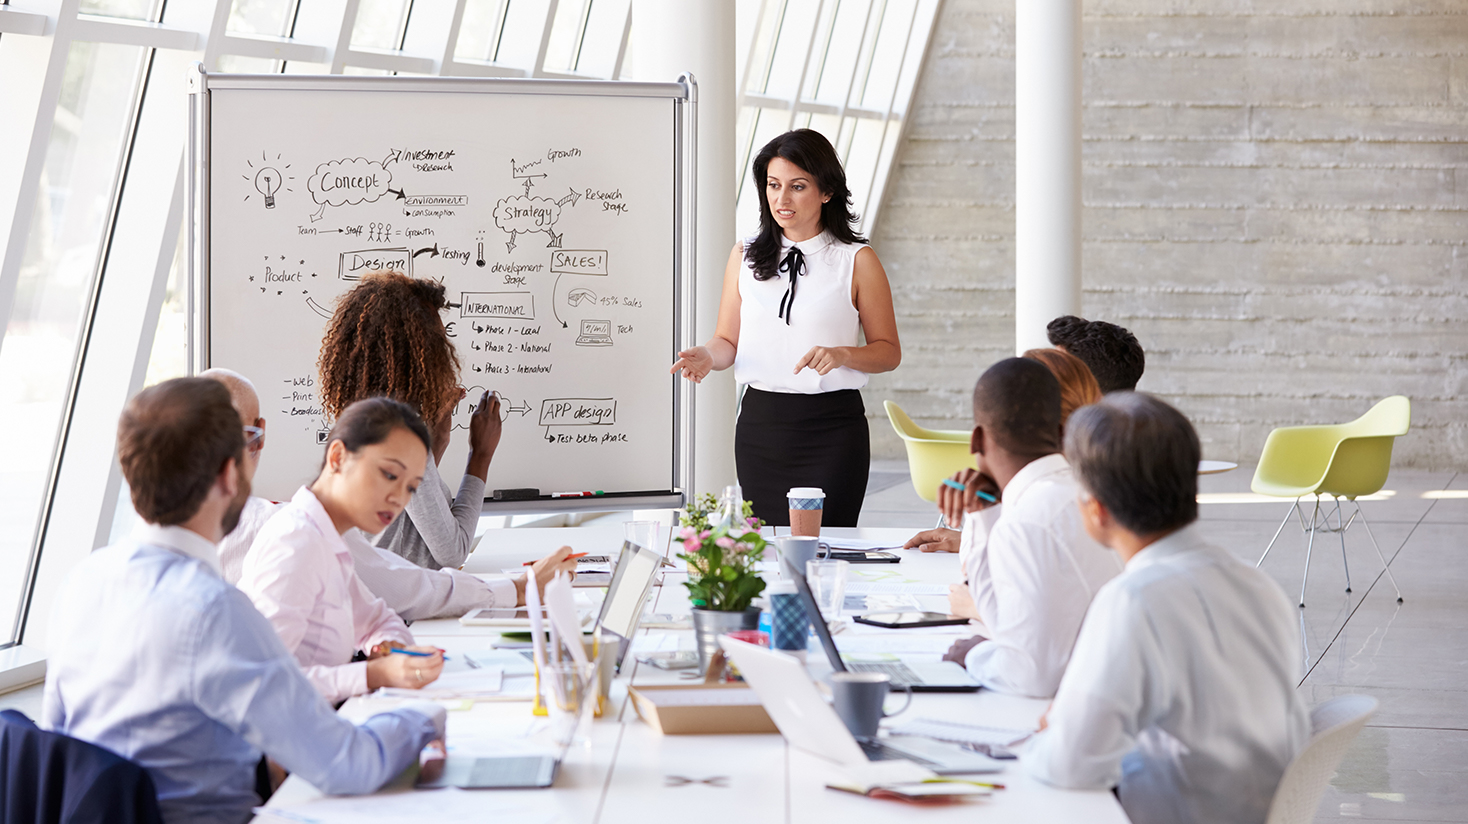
[467,756,550,787]
[846,660,922,688]
[859,739,938,767]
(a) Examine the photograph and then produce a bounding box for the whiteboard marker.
[550,490,604,498]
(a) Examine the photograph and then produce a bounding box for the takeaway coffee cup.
[830,672,912,740]
[788,487,825,537]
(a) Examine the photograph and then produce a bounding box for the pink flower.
[715,536,736,549]
[680,526,697,540]
[746,516,760,526]
[699,530,712,541]
[683,536,701,553]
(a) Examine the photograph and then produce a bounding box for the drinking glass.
[545,659,598,748]
[805,559,849,620]
[624,520,664,559]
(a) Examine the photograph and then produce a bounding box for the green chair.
[1252,396,1408,608]
[884,401,976,506]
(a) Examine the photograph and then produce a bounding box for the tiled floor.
[863,459,1468,823]
[4,460,1463,820]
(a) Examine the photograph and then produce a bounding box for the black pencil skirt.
[734,387,870,528]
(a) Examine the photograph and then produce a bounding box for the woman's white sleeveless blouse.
[734,230,868,394]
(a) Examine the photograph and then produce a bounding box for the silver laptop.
[783,556,980,692]
[719,637,1002,775]
[594,542,663,673]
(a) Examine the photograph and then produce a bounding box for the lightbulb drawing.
[254,166,281,209]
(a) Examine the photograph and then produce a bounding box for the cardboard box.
[628,682,778,735]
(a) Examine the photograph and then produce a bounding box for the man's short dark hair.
[972,357,1063,458]
[1046,315,1145,393]
[1064,392,1199,535]
[118,378,244,525]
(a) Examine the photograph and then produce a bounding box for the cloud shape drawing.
[308,157,392,207]
[494,196,561,234]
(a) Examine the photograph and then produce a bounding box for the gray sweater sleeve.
[375,454,485,570]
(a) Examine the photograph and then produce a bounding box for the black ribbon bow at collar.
[777,245,806,325]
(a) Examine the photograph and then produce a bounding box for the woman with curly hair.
[317,271,569,576]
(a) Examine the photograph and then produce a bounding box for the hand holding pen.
[938,469,1000,528]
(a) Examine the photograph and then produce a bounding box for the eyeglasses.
[244,425,265,457]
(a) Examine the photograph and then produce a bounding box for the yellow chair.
[884,401,976,505]
[1252,396,1408,608]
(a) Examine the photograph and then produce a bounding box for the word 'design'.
[540,398,616,426]
[549,249,608,276]
[339,247,411,281]
[461,292,536,319]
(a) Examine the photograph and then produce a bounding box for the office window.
[0,41,147,643]
[0,0,923,652]
[735,0,938,236]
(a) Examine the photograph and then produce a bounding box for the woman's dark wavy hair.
[745,129,866,281]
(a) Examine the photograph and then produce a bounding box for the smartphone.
[853,612,972,629]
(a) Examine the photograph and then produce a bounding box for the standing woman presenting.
[671,130,900,526]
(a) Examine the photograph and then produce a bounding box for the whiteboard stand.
[187,66,697,515]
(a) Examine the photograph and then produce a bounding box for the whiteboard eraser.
[493,488,541,501]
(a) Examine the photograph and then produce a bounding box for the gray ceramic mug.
[830,672,912,740]
[776,536,822,574]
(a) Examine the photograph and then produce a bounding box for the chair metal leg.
[1299,499,1320,608]
[1354,504,1404,604]
[1257,499,1300,568]
[1334,497,1352,593]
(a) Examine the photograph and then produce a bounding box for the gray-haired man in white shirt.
[937,358,1123,698]
[1027,392,1310,824]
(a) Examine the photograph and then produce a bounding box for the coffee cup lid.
[787,487,825,498]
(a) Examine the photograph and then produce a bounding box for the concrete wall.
[866,0,1468,469]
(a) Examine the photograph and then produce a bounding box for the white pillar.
[631,0,737,498]
[1014,0,1082,355]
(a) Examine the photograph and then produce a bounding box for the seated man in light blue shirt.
[41,377,446,824]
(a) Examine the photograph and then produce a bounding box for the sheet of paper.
[635,687,762,707]
[377,667,502,699]
[834,636,965,655]
[891,717,1034,747]
[256,788,556,824]
[820,538,905,551]
[544,573,589,668]
[843,593,922,613]
[844,582,949,596]
[628,632,689,653]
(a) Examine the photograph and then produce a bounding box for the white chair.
[1264,695,1378,824]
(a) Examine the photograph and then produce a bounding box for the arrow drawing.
[309,204,326,222]
[382,148,401,167]
[413,244,440,259]
[386,187,407,201]
[551,273,570,328]
[556,188,582,208]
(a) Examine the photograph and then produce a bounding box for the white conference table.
[260,527,1127,823]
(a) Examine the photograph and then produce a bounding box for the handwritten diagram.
[308,156,393,222]
[244,151,294,209]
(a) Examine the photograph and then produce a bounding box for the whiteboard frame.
[186,65,697,515]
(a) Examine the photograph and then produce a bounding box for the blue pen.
[390,647,449,661]
[942,477,998,503]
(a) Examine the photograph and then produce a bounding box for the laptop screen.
[779,555,847,673]
[596,542,662,669]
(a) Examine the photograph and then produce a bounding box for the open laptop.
[783,556,980,692]
[593,542,663,673]
[719,637,1002,775]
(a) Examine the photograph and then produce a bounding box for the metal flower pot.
[690,607,761,674]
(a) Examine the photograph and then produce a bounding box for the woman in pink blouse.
[238,397,447,704]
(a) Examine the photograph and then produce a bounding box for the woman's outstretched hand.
[670,346,714,383]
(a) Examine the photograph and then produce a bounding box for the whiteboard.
[190,72,694,509]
